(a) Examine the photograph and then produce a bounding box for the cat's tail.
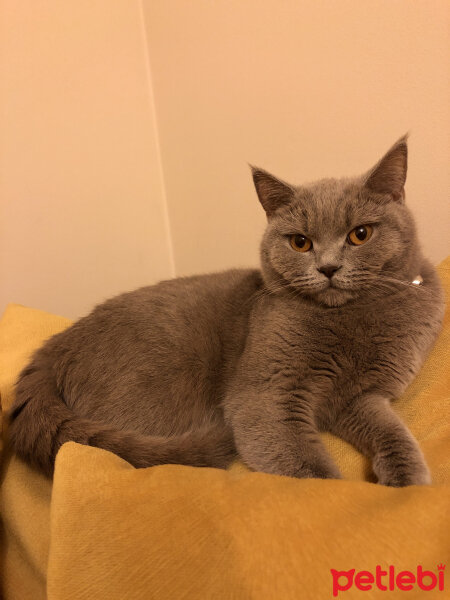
[8,357,237,478]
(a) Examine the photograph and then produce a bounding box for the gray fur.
[9,137,444,485]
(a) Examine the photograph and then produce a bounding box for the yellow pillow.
[1,258,449,600]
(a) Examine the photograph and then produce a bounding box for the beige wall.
[1,1,449,318]
[0,1,174,318]
[143,0,450,277]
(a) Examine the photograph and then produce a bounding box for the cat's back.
[56,267,261,342]
[95,267,263,345]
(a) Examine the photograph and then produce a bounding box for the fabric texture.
[0,258,449,599]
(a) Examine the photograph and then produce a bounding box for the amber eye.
[347,225,373,246]
[290,234,312,252]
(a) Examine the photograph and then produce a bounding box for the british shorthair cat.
[9,136,444,486]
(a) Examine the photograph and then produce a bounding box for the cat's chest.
[291,311,395,368]
[262,297,432,396]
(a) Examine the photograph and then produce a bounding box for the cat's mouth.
[324,277,353,291]
[316,278,342,290]
[310,280,355,307]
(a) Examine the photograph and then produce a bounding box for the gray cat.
[9,136,444,486]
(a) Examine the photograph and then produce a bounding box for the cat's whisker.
[361,273,438,295]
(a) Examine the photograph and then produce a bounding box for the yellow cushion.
[1,259,449,600]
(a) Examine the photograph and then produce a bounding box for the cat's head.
[252,136,422,307]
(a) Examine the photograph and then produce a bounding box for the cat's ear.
[363,135,408,202]
[250,166,295,217]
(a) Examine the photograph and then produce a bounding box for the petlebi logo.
[330,564,445,596]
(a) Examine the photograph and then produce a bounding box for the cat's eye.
[290,234,312,253]
[347,225,373,246]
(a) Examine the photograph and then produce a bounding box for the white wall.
[0,1,174,318]
[1,0,449,319]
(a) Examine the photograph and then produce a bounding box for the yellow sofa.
[1,259,449,599]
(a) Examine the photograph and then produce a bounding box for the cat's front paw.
[374,458,431,487]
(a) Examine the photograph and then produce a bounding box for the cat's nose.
[317,264,341,279]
